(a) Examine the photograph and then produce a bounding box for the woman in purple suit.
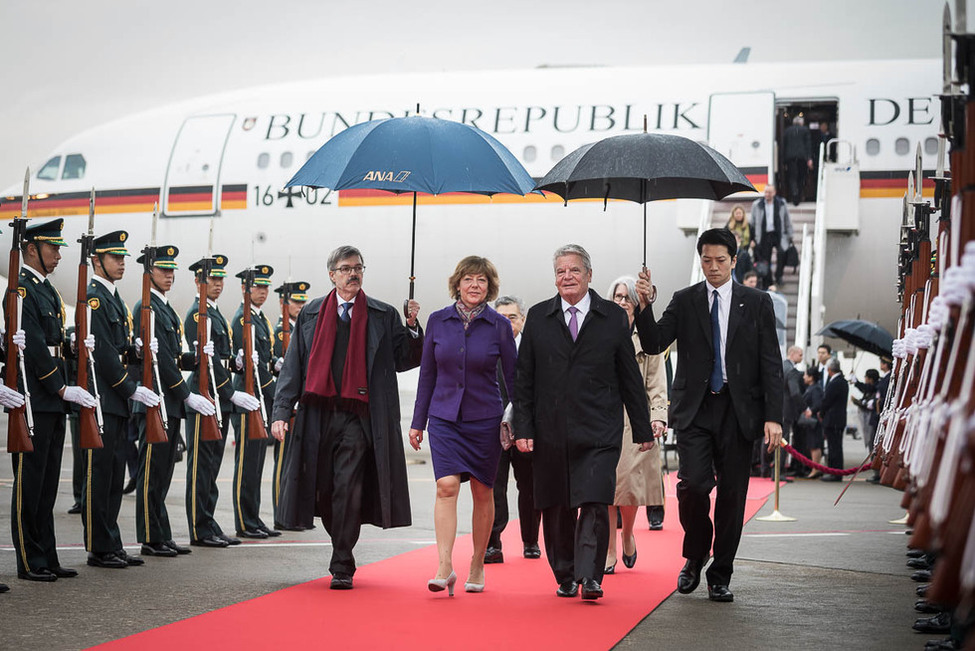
[409,256,517,595]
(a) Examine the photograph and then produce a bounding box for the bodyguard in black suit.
[513,244,653,601]
[636,228,783,602]
[818,358,848,481]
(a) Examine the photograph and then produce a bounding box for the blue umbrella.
[285,115,536,299]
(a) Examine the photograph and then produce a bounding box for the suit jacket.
[635,280,783,440]
[12,268,68,413]
[183,298,235,412]
[231,304,276,413]
[88,278,137,417]
[783,123,812,160]
[782,360,804,425]
[132,292,191,418]
[513,289,651,510]
[819,372,848,430]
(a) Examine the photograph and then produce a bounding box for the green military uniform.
[81,231,140,561]
[183,255,237,544]
[131,245,192,549]
[271,280,309,528]
[230,265,277,536]
[7,219,70,579]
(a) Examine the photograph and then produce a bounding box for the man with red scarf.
[271,245,422,590]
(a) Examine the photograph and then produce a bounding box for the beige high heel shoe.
[428,571,457,596]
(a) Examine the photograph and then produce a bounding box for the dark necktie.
[710,290,723,392]
[340,302,352,322]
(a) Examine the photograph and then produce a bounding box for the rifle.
[280,281,292,356]
[141,205,168,444]
[242,267,268,440]
[5,168,33,453]
[195,253,222,442]
[76,189,104,449]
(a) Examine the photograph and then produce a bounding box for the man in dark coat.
[636,228,783,603]
[818,358,848,482]
[782,115,813,205]
[271,245,422,590]
[513,244,653,601]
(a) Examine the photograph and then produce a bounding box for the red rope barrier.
[781,443,873,476]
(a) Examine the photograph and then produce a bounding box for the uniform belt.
[47,345,62,358]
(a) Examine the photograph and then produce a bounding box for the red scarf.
[303,289,369,406]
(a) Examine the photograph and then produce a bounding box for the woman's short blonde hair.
[448,256,500,303]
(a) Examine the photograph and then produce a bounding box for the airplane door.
[162,114,236,216]
[707,92,774,192]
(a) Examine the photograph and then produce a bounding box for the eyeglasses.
[613,293,631,304]
[333,265,365,275]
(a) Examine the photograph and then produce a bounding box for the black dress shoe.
[604,563,616,575]
[141,542,178,557]
[580,578,603,600]
[523,544,541,559]
[218,533,242,546]
[117,550,144,566]
[49,565,78,578]
[0,583,8,593]
[330,574,353,590]
[912,569,933,582]
[924,640,960,650]
[164,540,192,555]
[484,547,504,564]
[907,548,926,558]
[708,584,734,602]
[917,584,930,597]
[257,526,281,538]
[191,535,230,548]
[908,557,932,570]
[913,611,951,634]
[87,552,128,569]
[915,599,945,614]
[18,568,58,581]
[622,543,637,569]
[556,580,578,598]
[820,474,842,482]
[68,502,82,514]
[677,559,704,594]
[122,478,137,495]
[236,529,269,539]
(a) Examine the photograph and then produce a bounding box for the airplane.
[0,58,940,350]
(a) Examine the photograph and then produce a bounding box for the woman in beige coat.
[605,276,668,574]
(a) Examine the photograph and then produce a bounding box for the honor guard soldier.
[231,264,280,538]
[84,231,162,568]
[9,218,96,581]
[183,254,260,547]
[271,280,310,528]
[132,245,215,558]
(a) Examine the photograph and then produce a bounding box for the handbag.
[797,413,818,428]
[783,244,800,270]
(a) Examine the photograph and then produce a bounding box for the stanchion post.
[756,446,797,522]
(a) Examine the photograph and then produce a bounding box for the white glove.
[62,385,97,408]
[0,385,26,409]
[135,337,159,355]
[252,350,260,366]
[203,341,215,357]
[184,392,216,416]
[235,349,244,370]
[230,391,261,412]
[12,329,25,351]
[274,357,284,372]
[84,333,95,352]
[131,385,161,407]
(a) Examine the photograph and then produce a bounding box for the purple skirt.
[428,415,503,487]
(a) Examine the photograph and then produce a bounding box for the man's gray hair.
[327,245,364,273]
[827,358,842,373]
[553,244,592,272]
[494,295,525,314]
[792,115,804,126]
[606,276,638,306]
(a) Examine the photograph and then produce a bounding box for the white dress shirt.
[706,279,733,383]
[561,291,592,329]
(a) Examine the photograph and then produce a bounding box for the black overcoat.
[513,290,651,510]
[271,294,423,529]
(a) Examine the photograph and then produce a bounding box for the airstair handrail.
[688,200,713,286]
[793,222,812,350]
[808,141,831,356]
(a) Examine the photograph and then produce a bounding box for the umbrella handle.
[403,278,415,319]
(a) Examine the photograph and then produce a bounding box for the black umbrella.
[815,319,894,358]
[535,132,755,265]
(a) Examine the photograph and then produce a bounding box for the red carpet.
[94,477,775,650]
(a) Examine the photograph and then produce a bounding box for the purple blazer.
[411,304,517,429]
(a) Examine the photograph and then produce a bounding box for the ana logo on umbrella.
[363,170,411,183]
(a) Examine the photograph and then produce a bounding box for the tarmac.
[0,421,929,650]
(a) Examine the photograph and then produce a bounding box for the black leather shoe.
[191,535,230,548]
[915,599,945,614]
[917,584,930,597]
[18,568,58,581]
[677,559,704,594]
[924,639,960,650]
[912,569,933,582]
[907,548,926,559]
[122,478,137,495]
[87,552,127,569]
[0,583,8,593]
[708,584,734,602]
[117,550,144,566]
[236,529,269,539]
[68,502,82,514]
[556,580,578,598]
[330,574,353,590]
[604,562,616,575]
[908,557,931,570]
[648,505,664,531]
[49,566,78,578]
[256,526,281,538]
[164,540,192,555]
[218,533,241,546]
[820,474,842,482]
[622,542,637,569]
[141,542,178,557]
[580,578,603,600]
[913,611,951,634]
[484,547,504,564]
[523,544,541,559]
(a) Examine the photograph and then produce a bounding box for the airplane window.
[865,139,880,156]
[62,154,86,180]
[280,152,293,168]
[257,153,270,169]
[37,156,61,180]
[895,138,910,156]
[924,137,939,156]
[551,145,565,161]
[523,146,537,163]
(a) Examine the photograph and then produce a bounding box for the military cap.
[136,244,179,269]
[188,254,229,278]
[275,281,311,302]
[236,264,273,286]
[25,218,68,247]
[92,230,130,256]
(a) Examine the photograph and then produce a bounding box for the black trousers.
[82,413,128,553]
[786,156,808,204]
[541,503,609,585]
[185,412,231,541]
[755,236,785,286]
[135,415,181,544]
[70,414,82,504]
[824,426,845,470]
[231,412,269,532]
[489,446,539,549]
[10,411,66,574]
[676,390,753,587]
[315,409,370,577]
[272,412,295,527]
